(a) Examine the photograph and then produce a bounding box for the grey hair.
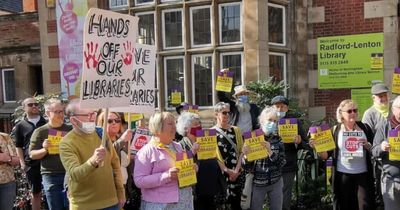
[393,96,400,108]
[214,102,230,112]
[258,106,278,126]
[336,99,357,123]
[44,98,62,111]
[65,99,80,116]
[176,112,200,136]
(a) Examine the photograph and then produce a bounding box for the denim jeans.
[0,181,16,210]
[42,173,68,210]
[101,203,119,210]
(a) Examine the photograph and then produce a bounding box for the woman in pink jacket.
[134,112,194,210]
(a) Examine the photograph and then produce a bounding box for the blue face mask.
[277,111,286,119]
[238,95,248,103]
[263,121,277,135]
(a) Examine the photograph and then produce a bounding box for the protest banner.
[389,129,400,161]
[243,129,268,162]
[176,151,197,188]
[215,70,234,92]
[392,68,400,94]
[341,131,364,158]
[196,129,217,160]
[278,118,298,143]
[183,104,199,114]
[80,8,139,108]
[309,124,336,153]
[131,128,152,155]
[48,129,67,155]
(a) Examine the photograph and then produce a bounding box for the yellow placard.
[124,113,144,122]
[196,135,217,160]
[244,134,268,162]
[370,54,383,69]
[171,91,182,105]
[215,74,233,92]
[278,119,298,143]
[389,135,400,161]
[310,127,336,153]
[176,158,197,188]
[326,164,332,186]
[392,71,400,94]
[48,131,64,155]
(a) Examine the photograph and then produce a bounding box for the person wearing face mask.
[59,99,125,210]
[362,82,390,209]
[242,106,286,210]
[270,95,308,210]
[217,84,260,133]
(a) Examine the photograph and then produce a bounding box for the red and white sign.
[131,128,152,154]
[341,131,364,157]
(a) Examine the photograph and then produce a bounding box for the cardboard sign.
[392,68,400,94]
[243,129,268,162]
[309,124,336,153]
[131,128,151,154]
[389,129,400,161]
[278,118,298,143]
[341,131,364,158]
[183,104,199,114]
[48,129,67,155]
[196,129,217,160]
[215,70,234,92]
[176,151,197,188]
[80,8,139,108]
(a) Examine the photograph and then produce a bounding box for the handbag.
[240,172,254,209]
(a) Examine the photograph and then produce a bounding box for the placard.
[215,70,234,92]
[131,128,151,154]
[309,124,336,153]
[183,104,199,114]
[392,68,400,94]
[171,89,182,105]
[196,129,217,160]
[389,129,400,161]
[341,131,364,158]
[123,113,144,122]
[176,151,197,188]
[48,129,67,155]
[278,118,298,143]
[243,129,268,162]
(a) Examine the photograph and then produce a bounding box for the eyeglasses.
[49,110,64,115]
[343,109,358,114]
[107,119,121,124]
[221,111,231,116]
[27,103,39,107]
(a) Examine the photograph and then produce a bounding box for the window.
[136,12,156,45]
[192,54,213,107]
[220,52,243,86]
[2,69,16,102]
[190,6,212,47]
[268,3,286,46]
[269,52,287,94]
[219,2,242,44]
[164,56,185,107]
[162,9,183,49]
[135,0,154,6]
[161,0,182,3]
[109,0,128,8]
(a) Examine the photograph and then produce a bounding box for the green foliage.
[246,77,288,109]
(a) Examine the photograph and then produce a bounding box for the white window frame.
[134,0,155,6]
[190,5,212,48]
[2,68,16,103]
[191,54,214,109]
[161,0,182,3]
[135,11,157,46]
[269,52,287,96]
[268,3,286,46]
[219,52,244,85]
[164,56,186,109]
[109,0,129,9]
[162,8,184,50]
[219,2,242,45]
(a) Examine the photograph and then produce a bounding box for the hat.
[371,83,389,95]
[271,95,289,105]
[233,85,250,97]
[175,102,189,115]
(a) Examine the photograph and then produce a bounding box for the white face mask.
[76,118,96,134]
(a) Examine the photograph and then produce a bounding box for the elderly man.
[14,97,47,210]
[29,98,72,210]
[217,85,260,133]
[59,99,125,210]
[372,95,400,210]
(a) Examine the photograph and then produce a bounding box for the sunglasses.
[221,111,231,116]
[107,119,121,124]
[343,109,358,114]
[27,103,39,107]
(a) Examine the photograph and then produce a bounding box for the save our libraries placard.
[278,118,298,143]
[48,129,67,155]
[309,124,336,153]
[243,129,268,162]
[196,129,217,160]
[176,151,197,188]
[389,129,400,161]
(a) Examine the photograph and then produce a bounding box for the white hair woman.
[134,112,194,210]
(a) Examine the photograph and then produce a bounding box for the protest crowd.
[2,81,400,210]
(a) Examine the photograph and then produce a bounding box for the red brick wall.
[0,13,39,48]
[311,0,383,119]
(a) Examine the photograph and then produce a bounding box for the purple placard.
[242,129,264,139]
[395,67,400,74]
[48,128,67,137]
[171,87,183,93]
[63,62,80,83]
[176,150,194,161]
[309,124,330,134]
[183,105,199,111]
[278,118,298,125]
[196,129,217,137]
[389,129,400,137]
[326,159,333,167]
[217,71,234,78]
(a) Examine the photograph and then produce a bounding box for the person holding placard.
[134,112,194,210]
[372,96,400,209]
[29,98,72,210]
[310,99,375,210]
[242,106,286,210]
[212,102,245,210]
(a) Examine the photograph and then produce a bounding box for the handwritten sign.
[48,129,67,154]
[243,129,268,161]
[341,131,364,158]
[196,129,217,160]
[131,128,151,155]
[215,70,234,92]
[171,89,182,105]
[278,118,298,143]
[309,124,336,153]
[80,8,139,108]
[123,113,144,122]
[176,151,197,188]
[392,68,400,94]
[183,104,199,114]
[389,129,400,161]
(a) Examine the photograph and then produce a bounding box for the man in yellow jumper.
[59,99,125,210]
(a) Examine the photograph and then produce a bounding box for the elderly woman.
[134,112,194,210]
[311,99,375,210]
[242,106,286,210]
[212,102,245,210]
